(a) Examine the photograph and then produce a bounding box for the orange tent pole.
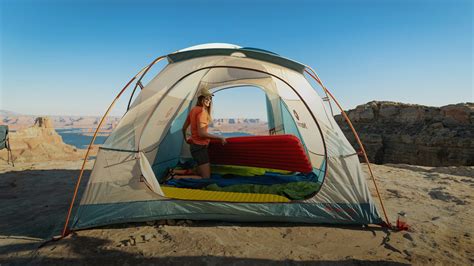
[61,56,167,237]
[127,56,167,110]
[304,66,392,227]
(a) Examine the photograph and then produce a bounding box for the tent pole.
[61,56,166,237]
[60,76,136,237]
[304,66,392,228]
[127,56,167,111]
[303,69,335,117]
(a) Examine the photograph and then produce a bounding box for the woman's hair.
[196,95,212,122]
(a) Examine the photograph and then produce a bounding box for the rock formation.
[335,101,473,166]
[34,117,54,128]
[0,117,85,163]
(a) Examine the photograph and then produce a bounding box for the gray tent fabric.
[0,125,14,166]
[167,48,306,73]
[0,125,8,150]
[70,43,384,230]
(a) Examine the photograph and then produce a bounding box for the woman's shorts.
[190,144,209,166]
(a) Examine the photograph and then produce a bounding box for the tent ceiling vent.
[231,52,247,58]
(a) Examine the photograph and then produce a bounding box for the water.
[221,132,252,137]
[56,129,251,149]
[56,129,108,149]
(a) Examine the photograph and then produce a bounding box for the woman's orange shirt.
[186,106,210,145]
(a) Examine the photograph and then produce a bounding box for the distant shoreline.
[56,129,255,149]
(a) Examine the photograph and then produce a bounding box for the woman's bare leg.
[173,169,195,175]
[172,163,210,179]
[173,174,202,179]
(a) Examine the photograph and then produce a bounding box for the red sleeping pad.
[208,134,312,173]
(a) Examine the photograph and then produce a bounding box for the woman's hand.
[221,137,227,145]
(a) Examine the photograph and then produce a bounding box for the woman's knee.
[198,163,211,178]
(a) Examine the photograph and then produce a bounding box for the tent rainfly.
[62,43,391,236]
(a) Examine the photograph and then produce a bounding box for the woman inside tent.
[164,88,226,180]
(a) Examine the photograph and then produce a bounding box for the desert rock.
[335,102,474,166]
[0,117,85,163]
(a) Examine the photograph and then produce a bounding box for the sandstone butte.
[0,117,98,163]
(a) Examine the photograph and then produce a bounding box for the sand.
[0,161,472,265]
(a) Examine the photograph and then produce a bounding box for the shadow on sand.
[1,235,408,265]
[0,169,92,241]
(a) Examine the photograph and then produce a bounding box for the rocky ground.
[0,161,472,265]
[335,102,474,166]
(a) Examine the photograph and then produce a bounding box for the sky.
[0,0,472,119]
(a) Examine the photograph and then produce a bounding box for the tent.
[62,43,390,236]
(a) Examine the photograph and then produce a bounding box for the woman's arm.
[197,109,226,144]
[198,124,226,144]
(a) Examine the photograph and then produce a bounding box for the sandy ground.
[0,160,472,265]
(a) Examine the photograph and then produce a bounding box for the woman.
[166,89,226,180]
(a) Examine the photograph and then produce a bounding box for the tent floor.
[161,186,290,203]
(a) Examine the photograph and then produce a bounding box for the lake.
[56,129,108,149]
[56,129,251,149]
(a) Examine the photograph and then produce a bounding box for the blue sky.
[1,0,472,118]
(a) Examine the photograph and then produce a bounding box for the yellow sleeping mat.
[161,186,290,203]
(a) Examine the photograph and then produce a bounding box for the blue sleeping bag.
[165,171,318,189]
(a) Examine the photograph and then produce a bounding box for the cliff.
[335,101,473,166]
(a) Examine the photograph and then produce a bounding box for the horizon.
[1,100,473,118]
[1,0,472,117]
[0,108,271,121]
[0,107,271,120]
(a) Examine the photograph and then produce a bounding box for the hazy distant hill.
[0,110,21,116]
[0,110,120,131]
[0,109,269,134]
[210,118,268,135]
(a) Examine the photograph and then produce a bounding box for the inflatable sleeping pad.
[209,135,312,173]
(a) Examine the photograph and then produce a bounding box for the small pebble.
[143,233,154,241]
[403,233,414,241]
[166,219,176,226]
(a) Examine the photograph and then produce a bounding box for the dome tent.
[62,43,390,236]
